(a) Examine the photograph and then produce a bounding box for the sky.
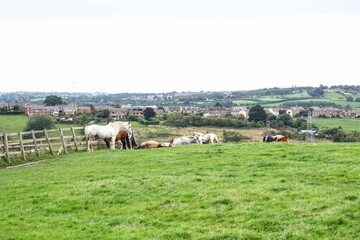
[1,0,360,94]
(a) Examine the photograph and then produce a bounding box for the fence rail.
[0,127,104,163]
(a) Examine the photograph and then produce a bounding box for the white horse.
[84,123,117,152]
[109,121,137,148]
[192,132,219,144]
[205,133,218,143]
[169,136,202,147]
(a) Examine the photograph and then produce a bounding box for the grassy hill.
[1,142,359,239]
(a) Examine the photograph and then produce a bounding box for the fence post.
[71,127,79,151]
[19,131,26,161]
[44,129,55,156]
[3,132,10,163]
[59,128,68,154]
[31,130,40,157]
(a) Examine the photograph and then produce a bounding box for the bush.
[24,115,56,131]
[222,130,250,143]
[23,115,56,138]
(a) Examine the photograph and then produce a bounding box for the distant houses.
[22,103,91,116]
[1,102,359,119]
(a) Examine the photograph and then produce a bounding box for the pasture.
[313,118,360,133]
[1,143,359,239]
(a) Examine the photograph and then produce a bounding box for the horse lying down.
[137,140,170,149]
[169,136,202,147]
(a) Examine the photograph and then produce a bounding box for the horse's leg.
[126,135,131,149]
[88,138,93,152]
[121,138,126,150]
[103,138,110,148]
[110,136,116,150]
[86,137,90,152]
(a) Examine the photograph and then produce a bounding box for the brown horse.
[104,129,133,149]
[276,136,289,142]
[137,140,166,149]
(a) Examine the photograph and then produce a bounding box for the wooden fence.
[0,127,105,163]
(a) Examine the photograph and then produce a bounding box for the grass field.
[0,115,81,133]
[1,142,359,239]
[0,115,30,132]
[313,118,360,133]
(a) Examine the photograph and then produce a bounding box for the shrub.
[222,130,250,143]
[23,115,56,138]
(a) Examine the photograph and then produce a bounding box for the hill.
[1,143,359,239]
[1,85,360,109]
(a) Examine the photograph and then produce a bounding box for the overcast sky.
[1,0,360,93]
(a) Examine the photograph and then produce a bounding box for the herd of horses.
[84,121,288,152]
[84,121,136,152]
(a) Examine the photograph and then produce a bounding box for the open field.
[1,142,359,239]
[0,115,30,133]
[313,118,360,133]
[0,115,80,133]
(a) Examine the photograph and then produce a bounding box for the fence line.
[0,127,103,163]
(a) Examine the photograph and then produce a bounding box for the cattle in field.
[84,123,117,152]
[137,140,169,149]
[169,136,202,147]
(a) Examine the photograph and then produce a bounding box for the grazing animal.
[192,132,219,144]
[111,121,137,148]
[104,123,137,149]
[169,136,201,147]
[276,136,289,142]
[263,135,278,142]
[104,129,130,149]
[137,140,168,149]
[263,135,289,143]
[205,133,218,143]
[84,123,117,152]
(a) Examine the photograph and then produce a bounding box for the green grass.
[0,115,29,132]
[323,92,346,100]
[1,143,359,239]
[313,118,360,133]
[0,115,83,133]
[232,99,260,105]
[283,92,311,98]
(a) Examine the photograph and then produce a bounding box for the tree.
[44,95,63,106]
[278,114,292,126]
[248,105,267,123]
[214,102,223,108]
[143,107,156,120]
[13,104,20,111]
[95,109,110,119]
[309,88,324,97]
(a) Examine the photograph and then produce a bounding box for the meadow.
[1,115,360,239]
[1,142,359,239]
[313,118,360,133]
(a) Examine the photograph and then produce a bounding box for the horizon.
[0,84,358,95]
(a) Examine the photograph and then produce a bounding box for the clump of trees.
[43,95,63,106]
[318,127,360,142]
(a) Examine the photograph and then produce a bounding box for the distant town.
[1,85,360,119]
